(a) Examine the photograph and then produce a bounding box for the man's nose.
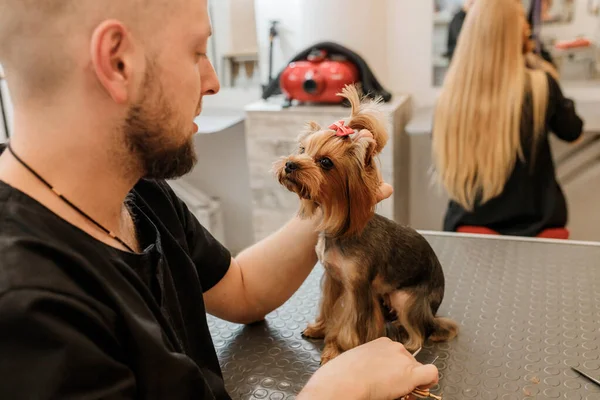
[285,161,299,174]
[201,59,220,96]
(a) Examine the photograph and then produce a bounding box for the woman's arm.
[546,74,584,143]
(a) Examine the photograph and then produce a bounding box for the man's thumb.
[411,364,439,389]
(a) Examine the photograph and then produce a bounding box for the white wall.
[208,0,232,81]
[387,0,439,107]
[298,0,390,89]
[210,0,260,87]
[229,0,259,54]
[253,0,305,86]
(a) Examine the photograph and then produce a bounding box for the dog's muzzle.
[285,161,299,174]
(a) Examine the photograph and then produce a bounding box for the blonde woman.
[432,0,583,237]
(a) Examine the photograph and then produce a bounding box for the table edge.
[420,229,600,247]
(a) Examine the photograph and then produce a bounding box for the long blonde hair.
[432,0,549,210]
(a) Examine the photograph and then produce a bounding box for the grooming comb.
[400,348,443,400]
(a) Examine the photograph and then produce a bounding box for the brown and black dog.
[274,85,458,364]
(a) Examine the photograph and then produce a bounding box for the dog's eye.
[319,157,334,170]
[299,147,305,154]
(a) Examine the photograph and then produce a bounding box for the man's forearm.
[234,213,320,318]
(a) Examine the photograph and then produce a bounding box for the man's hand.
[299,338,439,400]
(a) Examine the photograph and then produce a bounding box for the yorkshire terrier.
[274,85,458,364]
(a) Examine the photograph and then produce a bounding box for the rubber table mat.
[207,234,600,399]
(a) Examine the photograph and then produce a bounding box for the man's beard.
[123,65,198,180]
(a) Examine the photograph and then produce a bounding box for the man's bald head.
[0,0,219,182]
[0,0,180,98]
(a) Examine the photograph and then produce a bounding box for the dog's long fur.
[274,85,458,364]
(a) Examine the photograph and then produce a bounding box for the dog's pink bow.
[329,120,354,137]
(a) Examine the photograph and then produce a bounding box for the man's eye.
[319,157,334,170]
[299,147,305,154]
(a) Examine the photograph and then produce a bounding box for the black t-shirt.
[0,150,233,399]
[443,73,584,236]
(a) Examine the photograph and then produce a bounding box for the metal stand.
[0,76,9,140]
[261,20,280,97]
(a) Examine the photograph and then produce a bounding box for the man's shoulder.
[0,234,95,302]
[0,188,113,303]
[0,230,126,335]
[0,185,77,295]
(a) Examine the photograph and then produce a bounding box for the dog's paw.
[320,344,341,365]
[302,323,325,340]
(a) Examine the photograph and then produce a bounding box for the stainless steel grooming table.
[207,232,600,399]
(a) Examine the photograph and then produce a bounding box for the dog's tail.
[429,316,459,343]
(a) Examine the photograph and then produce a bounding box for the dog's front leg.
[321,265,385,364]
[337,280,385,351]
[303,271,343,339]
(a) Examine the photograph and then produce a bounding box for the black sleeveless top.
[443,73,583,237]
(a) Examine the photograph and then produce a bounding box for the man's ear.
[90,20,137,104]
[297,121,321,142]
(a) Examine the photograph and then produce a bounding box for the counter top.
[244,94,411,115]
[405,106,435,136]
[193,108,244,135]
[208,232,600,399]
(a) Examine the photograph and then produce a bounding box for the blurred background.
[2,0,600,253]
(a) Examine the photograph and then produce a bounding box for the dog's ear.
[320,165,378,237]
[348,103,388,156]
[298,199,319,219]
[353,129,377,168]
[345,164,379,236]
[297,121,321,142]
[318,154,379,237]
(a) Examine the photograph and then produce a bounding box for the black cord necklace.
[7,143,136,253]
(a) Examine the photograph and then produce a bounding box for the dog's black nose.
[285,161,299,174]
